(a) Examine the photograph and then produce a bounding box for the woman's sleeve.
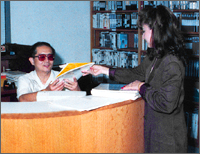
[109,56,150,84]
[141,62,184,113]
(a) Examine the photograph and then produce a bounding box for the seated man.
[17,42,82,102]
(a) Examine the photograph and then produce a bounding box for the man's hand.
[63,77,81,91]
[45,79,65,91]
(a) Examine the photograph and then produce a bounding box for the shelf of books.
[90,1,143,69]
[90,1,199,76]
[90,1,199,68]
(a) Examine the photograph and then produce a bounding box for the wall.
[8,1,90,65]
[1,1,5,45]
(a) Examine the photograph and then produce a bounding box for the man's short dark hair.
[30,42,55,57]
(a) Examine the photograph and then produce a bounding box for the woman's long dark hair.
[137,5,187,66]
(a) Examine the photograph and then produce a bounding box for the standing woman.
[83,5,188,153]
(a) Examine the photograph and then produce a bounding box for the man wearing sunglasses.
[17,42,81,102]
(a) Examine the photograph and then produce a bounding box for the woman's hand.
[45,79,65,91]
[121,80,144,91]
[82,65,109,76]
[63,77,81,91]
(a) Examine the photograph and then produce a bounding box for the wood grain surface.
[1,98,144,153]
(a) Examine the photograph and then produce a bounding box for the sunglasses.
[34,54,54,61]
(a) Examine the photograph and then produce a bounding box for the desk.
[1,87,18,102]
[1,97,144,153]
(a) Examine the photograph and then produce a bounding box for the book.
[54,62,94,82]
[117,33,128,49]
[93,83,126,90]
[91,83,140,100]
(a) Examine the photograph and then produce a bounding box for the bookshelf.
[90,1,143,69]
[90,1,199,67]
[175,8,199,152]
[90,1,199,152]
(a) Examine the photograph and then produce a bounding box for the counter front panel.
[1,98,144,153]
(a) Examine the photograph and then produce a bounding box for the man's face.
[29,45,54,74]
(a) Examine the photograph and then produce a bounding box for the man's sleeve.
[16,76,32,99]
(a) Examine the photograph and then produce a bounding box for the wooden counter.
[1,98,144,153]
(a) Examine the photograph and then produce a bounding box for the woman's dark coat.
[109,54,187,153]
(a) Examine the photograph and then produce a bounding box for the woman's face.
[142,24,153,47]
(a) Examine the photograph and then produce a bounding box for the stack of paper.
[35,84,141,111]
[4,71,26,85]
[91,83,141,100]
[1,72,7,87]
[37,91,86,102]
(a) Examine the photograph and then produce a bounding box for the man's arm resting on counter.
[18,89,46,102]
[19,92,37,102]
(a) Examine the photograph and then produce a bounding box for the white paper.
[48,95,131,111]
[35,84,141,112]
[91,83,141,100]
[37,91,86,102]
[55,62,94,82]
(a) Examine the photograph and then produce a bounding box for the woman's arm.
[143,62,184,113]
[82,57,151,84]
[82,65,109,76]
[109,56,150,84]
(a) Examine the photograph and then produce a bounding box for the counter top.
[1,95,141,115]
